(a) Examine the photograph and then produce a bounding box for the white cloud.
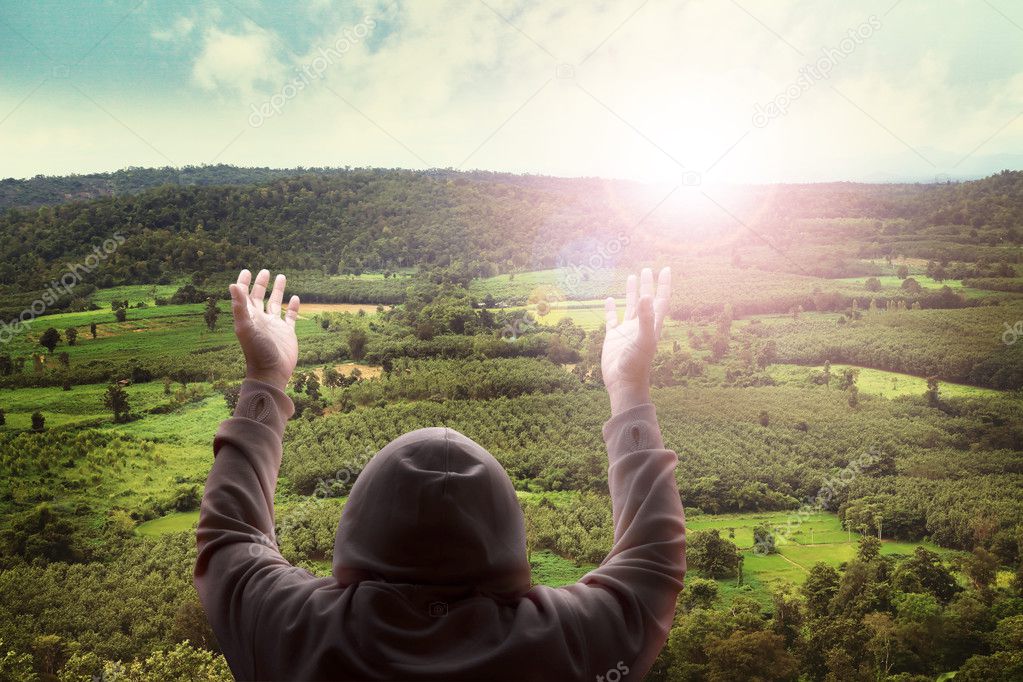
[191,21,286,98]
[4,0,1023,180]
[151,16,196,43]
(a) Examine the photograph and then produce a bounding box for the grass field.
[136,510,200,536]
[835,275,990,298]
[768,363,1005,400]
[686,510,962,606]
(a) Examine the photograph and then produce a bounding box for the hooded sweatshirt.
[195,379,686,681]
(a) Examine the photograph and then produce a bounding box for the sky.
[1,0,1022,183]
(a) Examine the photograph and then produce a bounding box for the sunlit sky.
[1,0,1022,183]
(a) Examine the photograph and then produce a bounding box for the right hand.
[229,269,301,391]
[601,267,671,414]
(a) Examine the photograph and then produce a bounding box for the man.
[195,266,685,681]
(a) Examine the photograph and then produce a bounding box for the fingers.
[604,297,618,330]
[624,274,638,320]
[236,269,251,289]
[637,295,654,345]
[654,266,671,337]
[229,283,251,328]
[268,274,286,315]
[250,269,270,308]
[640,267,654,298]
[285,295,300,327]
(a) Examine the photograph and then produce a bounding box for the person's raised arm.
[193,268,306,681]
[550,266,686,680]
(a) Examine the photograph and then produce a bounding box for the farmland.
[1,168,1022,680]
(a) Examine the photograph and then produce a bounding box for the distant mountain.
[0,167,1018,295]
[0,165,355,210]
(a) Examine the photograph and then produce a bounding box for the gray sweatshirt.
[195,378,686,681]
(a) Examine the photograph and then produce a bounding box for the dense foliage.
[1,166,1021,679]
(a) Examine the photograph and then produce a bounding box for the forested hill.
[1,167,1020,292]
[0,165,337,210]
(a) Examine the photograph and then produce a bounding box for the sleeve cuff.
[602,403,665,456]
[231,378,295,441]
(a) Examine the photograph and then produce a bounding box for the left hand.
[229,269,300,391]
[601,267,671,414]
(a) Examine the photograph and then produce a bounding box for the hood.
[332,427,531,597]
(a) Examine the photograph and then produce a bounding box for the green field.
[769,363,1005,400]
[685,511,960,606]
[135,511,200,536]
[835,275,990,298]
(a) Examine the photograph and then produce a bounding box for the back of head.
[332,427,531,598]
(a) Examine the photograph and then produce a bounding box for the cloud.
[192,21,286,98]
[151,16,196,43]
[3,0,1023,180]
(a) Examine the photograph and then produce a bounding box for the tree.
[90,321,98,338]
[802,562,840,618]
[895,549,961,603]
[0,638,36,680]
[0,407,5,427]
[348,329,368,361]
[858,535,881,561]
[680,577,719,612]
[705,630,799,682]
[104,383,132,423]
[65,326,78,346]
[39,327,60,353]
[31,411,45,432]
[323,366,342,388]
[925,376,940,406]
[204,297,220,332]
[115,307,127,323]
[306,373,321,400]
[896,264,909,279]
[758,410,770,427]
[687,530,743,578]
[863,612,897,680]
[221,384,240,411]
[771,587,804,647]
[902,277,923,293]
[865,276,882,292]
[753,523,776,554]
[963,547,998,591]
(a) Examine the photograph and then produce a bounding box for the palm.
[601,267,671,391]
[231,269,301,389]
